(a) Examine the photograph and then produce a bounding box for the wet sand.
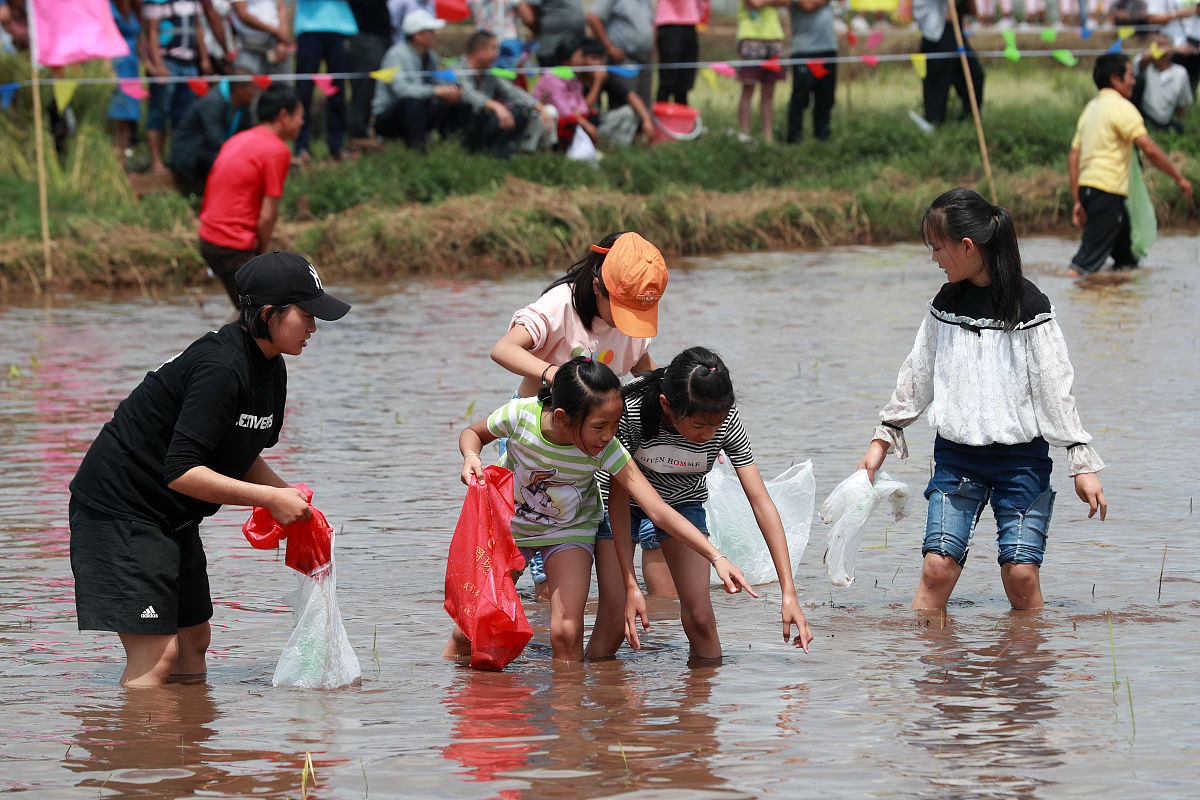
[1,236,1197,798]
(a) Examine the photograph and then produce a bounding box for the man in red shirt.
[199,84,305,307]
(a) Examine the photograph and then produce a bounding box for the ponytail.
[542,231,630,331]
[623,347,735,440]
[922,188,1025,331]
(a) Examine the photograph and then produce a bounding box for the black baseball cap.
[235,251,351,320]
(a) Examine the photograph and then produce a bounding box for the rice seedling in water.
[1107,613,1120,690]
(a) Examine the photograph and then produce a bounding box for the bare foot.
[442,627,472,659]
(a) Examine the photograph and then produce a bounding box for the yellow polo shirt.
[1070,88,1148,197]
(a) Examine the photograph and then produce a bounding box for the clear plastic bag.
[272,527,361,689]
[703,458,815,586]
[1126,151,1157,260]
[820,470,910,587]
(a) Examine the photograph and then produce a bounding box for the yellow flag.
[910,53,927,79]
[1117,26,1134,39]
[1150,41,1165,59]
[370,67,399,82]
[700,67,717,91]
[53,79,77,111]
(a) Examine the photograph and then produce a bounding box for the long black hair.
[922,188,1024,331]
[536,355,621,423]
[623,347,735,441]
[543,231,629,331]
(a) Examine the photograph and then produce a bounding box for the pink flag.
[862,55,880,67]
[313,75,339,97]
[34,0,130,67]
[867,31,885,50]
[118,78,149,100]
[710,62,737,78]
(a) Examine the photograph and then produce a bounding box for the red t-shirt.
[199,125,291,251]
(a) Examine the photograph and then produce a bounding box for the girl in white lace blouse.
[858,188,1108,612]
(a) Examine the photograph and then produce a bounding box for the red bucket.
[652,102,702,144]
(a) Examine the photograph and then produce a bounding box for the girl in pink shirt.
[491,230,676,594]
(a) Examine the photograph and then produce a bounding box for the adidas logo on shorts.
[140,605,159,619]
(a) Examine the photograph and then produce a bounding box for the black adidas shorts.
[69,498,213,635]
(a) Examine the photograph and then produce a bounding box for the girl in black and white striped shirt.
[586,347,813,660]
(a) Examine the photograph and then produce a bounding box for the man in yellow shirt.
[1068,53,1193,276]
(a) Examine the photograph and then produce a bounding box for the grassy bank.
[1,33,1198,292]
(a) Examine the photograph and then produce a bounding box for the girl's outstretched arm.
[459,420,498,485]
[611,462,759,597]
[608,481,650,649]
[734,464,813,653]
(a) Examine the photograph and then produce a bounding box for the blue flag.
[609,64,642,78]
[0,83,18,111]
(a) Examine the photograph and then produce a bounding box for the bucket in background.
[652,101,702,144]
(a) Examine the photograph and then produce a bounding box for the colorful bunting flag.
[911,53,927,79]
[1107,38,1123,53]
[1080,25,1093,39]
[1117,26,1134,39]
[1002,30,1021,61]
[807,59,829,78]
[1053,49,1078,66]
[119,78,149,100]
[433,69,458,81]
[709,62,737,78]
[34,0,130,67]
[53,80,77,112]
[847,30,859,46]
[370,67,400,82]
[549,66,575,80]
[700,67,717,90]
[867,30,885,50]
[186,78,210,96]
[1040,27,1057,42]
[0,83,17,111]
[762,57,782,73]
[313,75,338,97]
[490,67,517,80]
[862,54,880,66]
[252,74,273,90]
[1150,41,1165,59]
[609,64,642,78]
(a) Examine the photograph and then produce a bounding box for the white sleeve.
[1027,320,1105,476]
[873,314,937,460]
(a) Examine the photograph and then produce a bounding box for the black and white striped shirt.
[598,393,755,508]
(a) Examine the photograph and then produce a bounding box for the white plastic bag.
[566,126,597,161]
[704,459,815,586]
[821,470,910,587]
[272,529,361,689]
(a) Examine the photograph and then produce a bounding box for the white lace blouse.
[872,303,1105,476]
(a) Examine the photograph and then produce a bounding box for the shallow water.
[1,236,1197,799]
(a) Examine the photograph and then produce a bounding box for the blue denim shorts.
[596,500,709,548]
[923,436,1056,567]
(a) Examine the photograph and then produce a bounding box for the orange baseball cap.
[597,232,668,337]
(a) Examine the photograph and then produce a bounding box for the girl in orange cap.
[490,231,676,596]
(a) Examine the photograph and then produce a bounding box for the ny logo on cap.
[307,263,323,291]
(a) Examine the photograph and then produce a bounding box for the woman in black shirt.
[69,251,350,686]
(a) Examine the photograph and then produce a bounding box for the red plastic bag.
[443,465,532,671]
[242,483,333,576]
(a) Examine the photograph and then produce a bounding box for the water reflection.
[907,612,1061,798]
[64,685,308,798]
[441,662,733,799]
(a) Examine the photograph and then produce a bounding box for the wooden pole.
[28,5,53,282]
[946,0,997,204]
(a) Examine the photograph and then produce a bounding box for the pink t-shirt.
[510,283,652,378]
[656,0,701,26]
[532,73,589,117]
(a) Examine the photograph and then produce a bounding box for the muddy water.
[1,236,1197,799]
